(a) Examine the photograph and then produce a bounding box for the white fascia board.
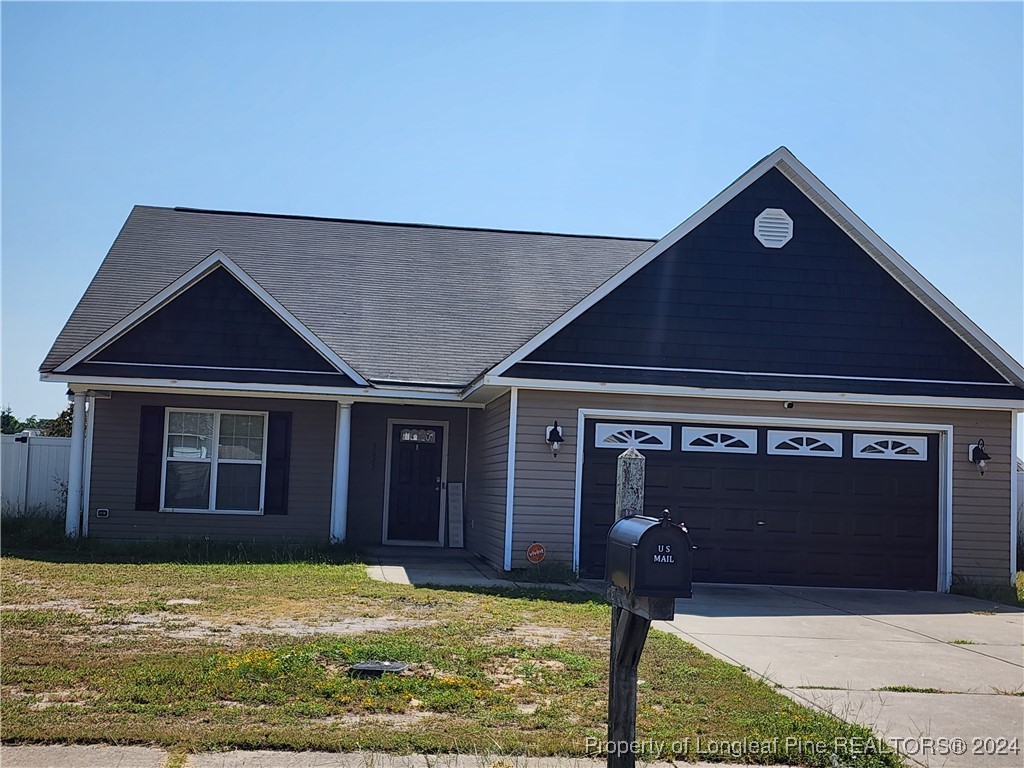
[517,359,1017,388]
[42,373,484,407]
[484,146,1024,389]
[483,375,1024,411]
[53,250,370,386]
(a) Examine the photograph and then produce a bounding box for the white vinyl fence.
[1,433,71,516]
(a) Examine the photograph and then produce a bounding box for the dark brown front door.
[387,424,444,542]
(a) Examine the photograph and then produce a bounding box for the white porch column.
[330,402,352,543]
[65,391,87,538]
[81,394,96,538]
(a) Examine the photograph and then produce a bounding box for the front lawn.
[0,534,903,767]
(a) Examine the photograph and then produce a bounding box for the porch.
[66,391,483,554]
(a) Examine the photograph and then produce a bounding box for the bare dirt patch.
[3,597,436,644]
[309,711,438,728]
[1,598,97,614]
[3,686,94,710]
[488,624,603,648]
[93,614,437,644]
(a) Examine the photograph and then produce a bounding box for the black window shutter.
[135,406,165,511]
[264,411,292,515]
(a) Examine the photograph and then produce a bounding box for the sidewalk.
[0,747,775,768]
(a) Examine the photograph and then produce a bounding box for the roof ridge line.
[165,206,658,243]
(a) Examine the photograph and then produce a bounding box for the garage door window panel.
[682,427,757,453]
[853,434,928,460]
[767,431,843,457]
[594,423,672,450]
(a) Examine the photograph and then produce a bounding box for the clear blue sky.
[2,2,1022,453]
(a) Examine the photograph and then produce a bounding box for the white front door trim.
[571,407,954,591]
[382,418,449,547]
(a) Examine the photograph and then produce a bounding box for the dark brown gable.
[74,267,359,387]
[510,168,1019,400]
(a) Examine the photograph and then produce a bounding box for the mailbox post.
[605,448,693,768]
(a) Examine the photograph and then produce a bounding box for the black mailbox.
[606,512,694,598]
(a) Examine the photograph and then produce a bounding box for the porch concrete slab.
[790,689,1024,768]
[1,745,166,768]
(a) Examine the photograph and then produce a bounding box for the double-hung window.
[162,409,268,513]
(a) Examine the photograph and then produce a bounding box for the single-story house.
[43,147,1023,590]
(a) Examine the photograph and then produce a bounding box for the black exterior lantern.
[546,421,564,457]
[969,439,991,475]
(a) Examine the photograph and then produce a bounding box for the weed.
[951,572,1023,608]
[874,685,948,694]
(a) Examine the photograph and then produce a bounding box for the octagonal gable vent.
[754,208,793,248]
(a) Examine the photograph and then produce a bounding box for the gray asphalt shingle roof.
[42,206,655,386]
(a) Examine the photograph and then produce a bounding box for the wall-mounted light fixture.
[545,421,564,457]
[968,439,991,475]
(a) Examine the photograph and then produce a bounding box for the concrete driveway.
[657,585,1023,767]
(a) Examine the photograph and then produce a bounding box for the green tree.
[1,406,23,434]
[22,415,53,432]
[45,404,74,437]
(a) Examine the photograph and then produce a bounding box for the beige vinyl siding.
[464,392,510,569]
[346,403,467,546]
[87,391,335,542]
[511,389,1014,583]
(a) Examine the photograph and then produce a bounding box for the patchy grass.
[950,572,1024,609]
[507,561,578,585]
[1,537,903,767]
[874,686,948,694]
[948,639,976,645]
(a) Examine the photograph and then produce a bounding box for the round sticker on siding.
[526,543,546,564]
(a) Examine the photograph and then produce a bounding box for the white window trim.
[853,433,928,461]
[594,423,672,450]
[681,426,758,454]
[160,408,269,515]
[767,430,843,457]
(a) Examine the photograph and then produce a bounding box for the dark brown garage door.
[579,421,939,590]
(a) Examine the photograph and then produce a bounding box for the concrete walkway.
[657,584,1024,768]
[0,747,766,768]
[364,549,588,591]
